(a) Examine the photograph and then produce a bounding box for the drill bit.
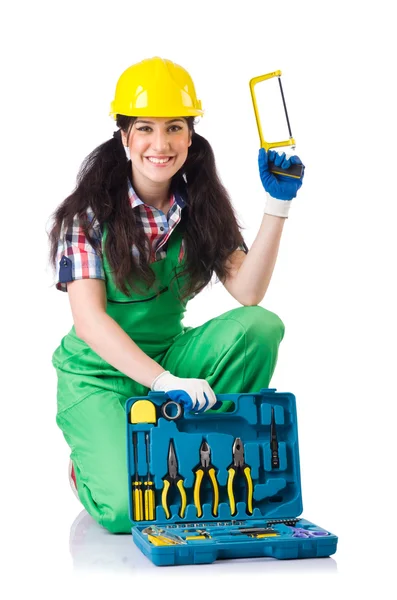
[270,406,280,469]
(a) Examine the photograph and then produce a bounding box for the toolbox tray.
[126,388,338,566]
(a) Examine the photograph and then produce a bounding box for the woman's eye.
[137,126,182,132]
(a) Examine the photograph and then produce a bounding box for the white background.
[2,0,396,597]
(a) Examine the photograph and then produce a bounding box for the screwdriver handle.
[249,532,279,538]
[147,534,178,546]
[144,482,155,521]
[269,161,303,179]
[133,482,143,521]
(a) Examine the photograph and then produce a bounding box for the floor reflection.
[69,509,338,574]
[69,509,148,572]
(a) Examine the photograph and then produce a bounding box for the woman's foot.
[68,459,80,500]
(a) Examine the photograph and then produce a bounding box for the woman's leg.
[55,372,146,534]
[55,306,284,532]
[161,306,285,411]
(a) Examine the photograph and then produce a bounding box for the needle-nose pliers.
[161,439,187,519]
[227,437,254,516]
[193,439,220,518]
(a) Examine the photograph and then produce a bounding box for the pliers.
[227,437,254,516]
[193,439,220,518]
[161,439,187,519]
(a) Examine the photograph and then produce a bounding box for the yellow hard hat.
[110,56,204,120]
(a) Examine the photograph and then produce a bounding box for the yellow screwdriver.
[132,432,143,521]
[144,432,155,521]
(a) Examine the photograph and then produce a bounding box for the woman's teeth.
[147,157,172,164]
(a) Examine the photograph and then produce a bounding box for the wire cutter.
[193,439,220,518]
[161,439,187,519]
[227,437,254,517]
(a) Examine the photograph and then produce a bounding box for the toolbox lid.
[126,388,303,526]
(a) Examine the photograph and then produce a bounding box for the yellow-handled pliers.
[193,439,220,518]
[161,439,187,519]
[227,437,254,517]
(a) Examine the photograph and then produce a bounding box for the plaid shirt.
[56,180,246,291]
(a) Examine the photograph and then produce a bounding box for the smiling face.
[121,117,192,187]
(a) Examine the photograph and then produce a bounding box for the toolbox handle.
[147,391,238,414]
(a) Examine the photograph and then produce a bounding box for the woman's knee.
[84,467,131,533]
[99,496,131,534]
[72,458,131,534]
[227,306,285,344]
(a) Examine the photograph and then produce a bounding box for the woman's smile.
[145,156,175,166]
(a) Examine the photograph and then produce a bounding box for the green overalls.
[53,222,285,533]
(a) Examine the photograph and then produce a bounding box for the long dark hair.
[48,115,247,302]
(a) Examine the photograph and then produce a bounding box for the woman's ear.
[121,130,127,147]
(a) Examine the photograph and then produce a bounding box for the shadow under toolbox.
[125,388,338,566]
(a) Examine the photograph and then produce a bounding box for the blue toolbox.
[126,388,338,566]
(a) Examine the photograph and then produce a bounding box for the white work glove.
[264,192,293,218]
[151,371,217,412]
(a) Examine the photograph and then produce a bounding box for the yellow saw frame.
[249,70,303,179]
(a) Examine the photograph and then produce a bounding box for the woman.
[49,56,304,534]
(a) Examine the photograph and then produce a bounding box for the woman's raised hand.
[258,148,304,198]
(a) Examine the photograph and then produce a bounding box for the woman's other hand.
[151,371,217,412]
